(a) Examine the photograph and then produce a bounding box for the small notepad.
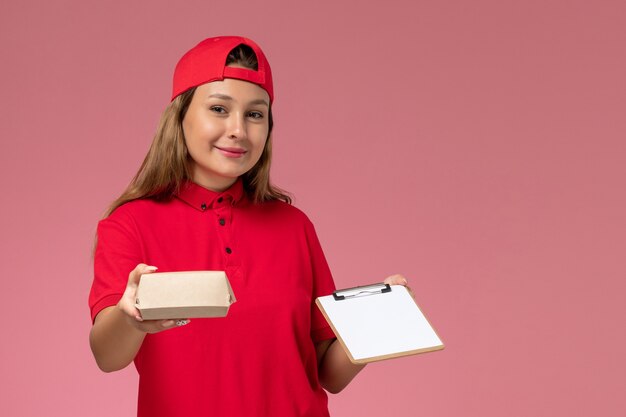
[316,284,444,364]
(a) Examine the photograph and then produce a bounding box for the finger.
[132,308,144,322]
[138,319,191,334]
[123,264,158,319]
[118,293,144,321]
[141,319,191,331]
[162,319,192,328]
[120,264,157,321]
[383,274,408,286]
[117,300,144,322]
[128,263,158,287]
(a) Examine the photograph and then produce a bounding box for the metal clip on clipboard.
[332,283,391,301]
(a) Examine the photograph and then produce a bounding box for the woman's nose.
[226,113,247,140]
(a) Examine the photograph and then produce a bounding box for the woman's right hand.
[116,263,190,334]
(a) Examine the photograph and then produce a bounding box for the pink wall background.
[1,0,624,416]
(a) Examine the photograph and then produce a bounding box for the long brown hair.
[102,44,290,219]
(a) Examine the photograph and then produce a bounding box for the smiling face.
[182,77,271,192]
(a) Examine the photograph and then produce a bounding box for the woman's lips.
[215,146,247,158]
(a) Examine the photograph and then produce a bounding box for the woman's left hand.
[383,274,416,300]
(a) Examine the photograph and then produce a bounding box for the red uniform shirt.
[89,179,336,417]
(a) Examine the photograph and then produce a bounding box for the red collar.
[175,178,245,212]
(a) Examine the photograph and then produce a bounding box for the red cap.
[171,36,274,103]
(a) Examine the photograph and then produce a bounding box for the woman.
[88,35,408,417]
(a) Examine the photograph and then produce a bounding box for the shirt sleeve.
[88,207,143,323]
[304,217,337,343]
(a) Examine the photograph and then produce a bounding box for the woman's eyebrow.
[249,99,270,108]
[207,93,269,108]
[208,93,233,101]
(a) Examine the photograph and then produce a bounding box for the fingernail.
[162,320,175,327]
[135,315,144,322]
[145,266,158,271]
[176,320,190,327]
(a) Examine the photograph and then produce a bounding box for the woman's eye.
[248,111,263,119]
[210,106,226,114]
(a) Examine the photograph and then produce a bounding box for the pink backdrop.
[1,0,624,416]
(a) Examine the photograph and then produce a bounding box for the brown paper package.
[135,271,236,320]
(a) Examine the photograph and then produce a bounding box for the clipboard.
[316,283,444,364]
